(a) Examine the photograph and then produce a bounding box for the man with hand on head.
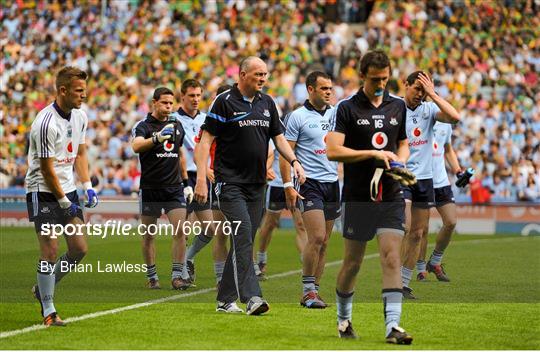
[399,71,460,299]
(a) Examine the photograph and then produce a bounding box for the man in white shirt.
[26,66,98,326]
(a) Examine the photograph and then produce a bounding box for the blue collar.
[53,101,71,121]
[177,107,200,119]
[303,100,329,116]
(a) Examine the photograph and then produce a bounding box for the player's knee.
[310,234,325,249]
[267,215,280,229]
[343,261,361,276]
[381,251,400,271]
[408,228,423,242]
[443,220,456,232]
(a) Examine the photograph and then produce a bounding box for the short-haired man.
[326,50,413,343]
[194,57,305,315]
[169,79,222,285]
[400,71,460,299]
[132,87,193,290]
[280,71,339,308]
[26,66,98,326]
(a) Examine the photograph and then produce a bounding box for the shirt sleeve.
[268,100,283,138]
[268,138,276,152]
[132,120,147,139]
[330,102,348,134]
[79,111,88,144]
[283,111,300,142]
[430,101,441,122]
[204,96,228,136]
[34,113,57,158]
[177,123,185,147]
[445,124,452,145]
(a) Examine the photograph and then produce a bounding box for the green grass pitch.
[0,227,539,349]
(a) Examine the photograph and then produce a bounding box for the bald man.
[194,57,306,315]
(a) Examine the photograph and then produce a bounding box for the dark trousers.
[216,183,265,303]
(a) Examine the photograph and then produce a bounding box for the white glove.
[184,186,194,204]
[152,123,174,144]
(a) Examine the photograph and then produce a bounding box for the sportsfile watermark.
[40,220,242,239]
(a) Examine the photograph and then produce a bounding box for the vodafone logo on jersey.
[163,140,174,152]
[409,127,428,147]
[432,141,443,157]
[371,132,388,149]
[314,134,328,155]
[67,142,73,153]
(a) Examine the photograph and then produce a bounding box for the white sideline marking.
[0,237,527,339]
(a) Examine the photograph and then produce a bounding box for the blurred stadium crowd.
[1,0,539,202]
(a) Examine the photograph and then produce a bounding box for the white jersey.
[405,101,439,180]
[171,109,206,172]
[25,102,88,194]
[432,122,453,188]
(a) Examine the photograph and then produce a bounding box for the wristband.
[182,179,189,187]
[290,159,301,167]
[152,135,159,145]
[83,181,93,190]
[58,195,70,208]
[283,182,294,189]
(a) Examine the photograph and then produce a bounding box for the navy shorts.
[298,178,341,220]
[187,171,213,214]
[402,179,435,209]
[434,185,455,207]
[26,190,84,233]
[265,185,286,212]
[342,200,405,242]
[139,186,186,217]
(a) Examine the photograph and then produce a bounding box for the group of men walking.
[25,50,469,345]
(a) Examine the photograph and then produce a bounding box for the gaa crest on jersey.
[67,126,73,138]
[357,118,370,125]
[163,140,174,152]
[263,109,270,117]
[371,132,388,149]
[390,117,398,126]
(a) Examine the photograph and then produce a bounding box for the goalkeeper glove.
[385,161,417,186]
[456,168,475,188]
[152,123,175,144]
[83,182,99,208]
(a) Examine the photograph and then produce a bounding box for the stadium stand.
[1,0,538,202]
